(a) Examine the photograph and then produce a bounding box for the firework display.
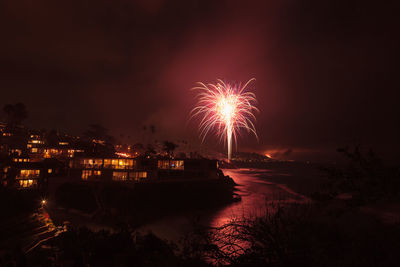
[191,79,258,162]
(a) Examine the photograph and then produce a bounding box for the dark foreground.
[4,200,400,267]
[50,176,236,229]
[2,152,400,266]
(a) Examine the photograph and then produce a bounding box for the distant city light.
[191,79,258,162]
[116,152,130,158]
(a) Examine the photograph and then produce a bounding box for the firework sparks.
[191,79,258,162]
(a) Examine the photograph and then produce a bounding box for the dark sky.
[1,0,398,161]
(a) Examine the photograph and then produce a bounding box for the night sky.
[1,0,398,161]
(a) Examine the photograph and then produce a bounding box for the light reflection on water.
[138,167,312,241]
[209,168,311,228]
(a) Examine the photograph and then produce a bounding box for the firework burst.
[191,79,258,162]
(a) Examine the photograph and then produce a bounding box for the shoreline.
[46,174,238,232]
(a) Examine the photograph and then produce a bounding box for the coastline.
[47,174,238,231]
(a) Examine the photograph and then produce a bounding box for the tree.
[84,124,115,144]
[84,124,107,141]
[83,124,116,156]
[46,129,59,146]
[177,152,187,159]
[145,144,156,156]
[2,103,28,128]
[150,124,155,134]
[132,143,145,155]
[3,104,13,118]
[163,141,178,157]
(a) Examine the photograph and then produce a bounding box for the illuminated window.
[104,159,112,168]
[48,169,52,174]
[158,160,169,169]
[94,159,103,168]
[19,169,40,179]
[157,160,184,170]
[116,159,129,169]
[129,171,147,181]
[172,160,184,170]
[112,159,118,167]
[82,170,101,180]
[19,179,37,188]
[82,159,90,168]
[127,159,135,169]
[10,149,22,156]
[82,158,134,169]
[83,159,103,168]
[68,150,75,157]
[112,171,128,181]
[82,170,92,180]
[109,159,129,169]
[44,150,51,158]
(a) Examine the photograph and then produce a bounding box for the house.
[1,160,65,189]
[69,157,150,182]
[68,157,219,182]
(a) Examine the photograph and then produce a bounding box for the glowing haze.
[191,79,258,162]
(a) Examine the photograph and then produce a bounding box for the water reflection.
[209,168,311,228]
[139,167,311,241]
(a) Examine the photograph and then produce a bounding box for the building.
[27,132,84,161]
[0,125,27,157]
[68,157,219,182]
[1,160,65,189]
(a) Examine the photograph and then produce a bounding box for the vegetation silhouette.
[163,141,178,157]
[3,103,28,129]
[83,124,116,156]
[318,145,400,205]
